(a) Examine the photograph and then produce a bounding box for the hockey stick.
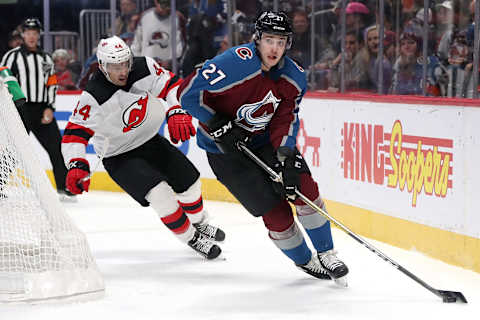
[237,142,468,304]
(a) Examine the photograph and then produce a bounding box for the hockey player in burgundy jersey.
[178,12,349,280]
[61,36,224,260]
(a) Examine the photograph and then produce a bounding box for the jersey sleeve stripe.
[157,79,170,99]
[62,134,89,146]
[63,122,94,145]
[65,122,95,136]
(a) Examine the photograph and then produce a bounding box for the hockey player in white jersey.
[61,36,224,260]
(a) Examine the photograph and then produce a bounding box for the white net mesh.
[0,80,104,303]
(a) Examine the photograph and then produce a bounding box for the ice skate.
[296,253,331,280]
[318,249,349,287]
[188,231,222,260]
[193,222,225,242]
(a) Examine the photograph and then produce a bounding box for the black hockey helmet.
[22,18,43,31]
[254,11,292,49]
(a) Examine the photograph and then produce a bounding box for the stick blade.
[438,290,468,303]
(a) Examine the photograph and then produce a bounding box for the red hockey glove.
[166,106,196,144]
[66,158,90,194]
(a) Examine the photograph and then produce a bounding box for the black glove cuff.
[166,107,188,120]
[68,159,90,172]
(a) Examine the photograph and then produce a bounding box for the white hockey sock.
[146,181,195,243]
[176,178,206,224]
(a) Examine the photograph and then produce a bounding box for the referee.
[0,18,75,201]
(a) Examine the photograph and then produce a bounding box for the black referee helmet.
[22,18,43,31]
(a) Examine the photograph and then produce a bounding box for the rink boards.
[36,91,480,273]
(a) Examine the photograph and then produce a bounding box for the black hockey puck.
[443,296,457,303]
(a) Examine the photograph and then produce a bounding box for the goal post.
[0,79,105,303]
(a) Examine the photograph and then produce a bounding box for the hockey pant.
[207,146,334,265]
[103,134,207,243]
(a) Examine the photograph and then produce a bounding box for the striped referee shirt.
[0,44,57,105]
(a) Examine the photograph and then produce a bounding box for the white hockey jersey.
[61,56,182,165]
[130,8,184,61]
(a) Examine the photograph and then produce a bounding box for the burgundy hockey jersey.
[178,42,307,153]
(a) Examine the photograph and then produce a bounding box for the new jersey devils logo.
[122,95,149,132]
[236,91,280,132]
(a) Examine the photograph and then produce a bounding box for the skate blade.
[333,276,348,287]
[204,252,227,261]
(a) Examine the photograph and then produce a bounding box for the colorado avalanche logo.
[149,31,170,48]
[122,95,149,132]
[236,91,280,132]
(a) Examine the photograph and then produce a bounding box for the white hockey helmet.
[96,35,132,83]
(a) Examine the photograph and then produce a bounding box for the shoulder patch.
[235,47,254,60]
[290,59,305,73]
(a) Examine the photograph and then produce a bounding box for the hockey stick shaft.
[237,142,467,303]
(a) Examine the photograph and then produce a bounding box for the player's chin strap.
[237,141,467,304]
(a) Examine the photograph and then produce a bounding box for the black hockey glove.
[275,146,304,201]
[207,113,249,153]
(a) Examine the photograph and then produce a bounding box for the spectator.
[7,30,23,50]
[390,29,443,96]
[403,8,436,55]
[357,25,392,92]
[76,33,110,90]
[118,13,140,47]
[231,10,255,46]
[444,29,475,98]
[131,0,186,69]
[187,0,227,52]
[344,2,371,43]
[181,0,227,76]
[290,9,335,90]
[52,49,77,90]
[290,9,335,70]
[235,0,262,17]
[328,30,368,92]
[312,0,343,45]
[77,51,98,90]
[118,10,141,47]
[115,0,138,35]
[383,30,397,64]
[433,1,454,50]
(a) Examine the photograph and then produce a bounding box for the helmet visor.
[105,60,131,73]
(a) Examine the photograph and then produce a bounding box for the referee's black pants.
[18,102,68,191]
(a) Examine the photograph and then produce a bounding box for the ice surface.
[1,191,478,320]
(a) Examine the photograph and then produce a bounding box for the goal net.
[0,79,104,303]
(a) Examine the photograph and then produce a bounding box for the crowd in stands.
[2,0,479,98]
